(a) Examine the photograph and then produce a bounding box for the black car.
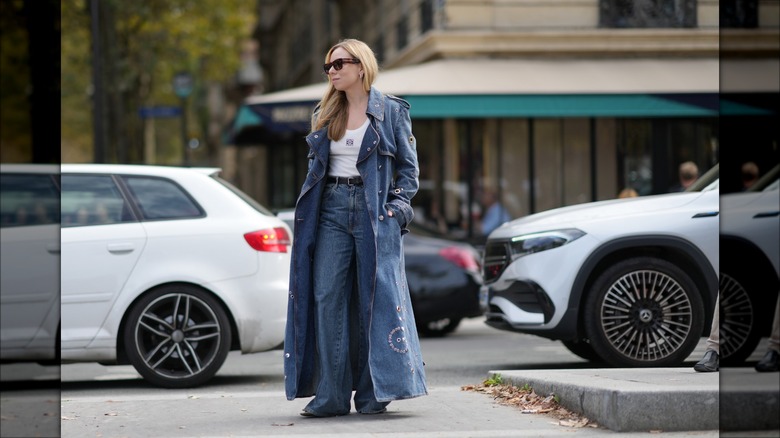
[276,209,484,336]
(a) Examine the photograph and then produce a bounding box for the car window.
[0,173,60,228]
[122,176,204,220]
[61,174,135,227]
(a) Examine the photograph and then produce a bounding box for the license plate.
[479,285,490,311]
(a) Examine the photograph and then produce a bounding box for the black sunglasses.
[323,57,361,74]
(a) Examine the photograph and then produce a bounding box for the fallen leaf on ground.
[462,382,598,429]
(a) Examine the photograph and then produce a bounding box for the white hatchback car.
[1,164,291,388]
[481,166,720,367]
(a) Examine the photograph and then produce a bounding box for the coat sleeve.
[386,95,419,229]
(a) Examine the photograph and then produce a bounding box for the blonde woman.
[284,39,428,417]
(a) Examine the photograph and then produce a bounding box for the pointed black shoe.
[755,350,779,372]
[694,350,719,372]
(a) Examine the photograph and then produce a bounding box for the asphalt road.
[2,318,769,437]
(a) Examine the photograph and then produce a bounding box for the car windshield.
[211,174,273,216]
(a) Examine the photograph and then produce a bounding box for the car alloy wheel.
[584,257,704,367]
[719,273,762,365]
[124,285,231,388]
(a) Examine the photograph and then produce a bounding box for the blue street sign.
[173,72,194,98]
[138,106,182,119]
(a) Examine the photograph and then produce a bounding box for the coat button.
[314,134,318,138]
[379,215,384,220]
[285,353,290,358]
[367,147,371,151]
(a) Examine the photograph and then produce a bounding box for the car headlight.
[510,229,585,259]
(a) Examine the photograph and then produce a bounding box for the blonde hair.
[312,39,379,140]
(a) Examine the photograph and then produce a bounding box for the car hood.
[489,192,703,239]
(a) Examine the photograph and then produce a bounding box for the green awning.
[233,105,263,130]
[719,99,774,116]
[223,104,264,144]
[404,94,718,118]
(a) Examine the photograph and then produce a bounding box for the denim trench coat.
[284,87,428,402]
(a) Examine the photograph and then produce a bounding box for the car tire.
[719,273,765,366]
[562,339,603,362]
[124,285,231,388]
[583,257,704,367]
[417,317,461,337]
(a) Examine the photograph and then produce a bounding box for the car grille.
[483,240,510,284]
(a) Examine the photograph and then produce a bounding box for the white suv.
[481,166,720,367]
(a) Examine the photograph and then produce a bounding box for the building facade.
[227,0,779,243]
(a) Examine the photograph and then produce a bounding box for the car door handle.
[107,243,136,254]
[46,244,60,254]
[692,211,719,218]
[753,211,780,218]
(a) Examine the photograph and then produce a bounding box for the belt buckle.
[347,177,358,186]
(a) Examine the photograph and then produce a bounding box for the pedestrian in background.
[283,38,428,417]
[481,188,511,235]
[741,161,760,191]
[669,161,699,192]
[617,188,638,198]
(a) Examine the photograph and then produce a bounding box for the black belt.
[328,176,363,186]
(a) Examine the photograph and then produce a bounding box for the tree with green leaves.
[61,0,256,164]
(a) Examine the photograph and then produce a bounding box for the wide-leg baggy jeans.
[304,181,389,416]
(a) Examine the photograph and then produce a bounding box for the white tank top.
[329,118,370,177]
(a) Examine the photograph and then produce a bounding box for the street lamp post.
[173,72,194,166]
[90,0,106,163]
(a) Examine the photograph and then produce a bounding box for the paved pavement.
[55,366,777,437]
[3,368,777,437]
[58,384,720,437]
[4,326,779,437]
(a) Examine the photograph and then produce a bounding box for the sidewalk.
[494,367,779,433]
[59,384,720,437]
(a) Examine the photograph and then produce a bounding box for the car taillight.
[244,227,291,253]
[439,246,479,272]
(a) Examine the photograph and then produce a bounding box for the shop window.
[420,0,434,33]
[617,119,654,196]
[396,14,408,50]
[595,119,619,201]
[599,0,697,28]
[374,35,385,65]
[533,119,593,213]
[720,0,758,28]
[490,119,529,231]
